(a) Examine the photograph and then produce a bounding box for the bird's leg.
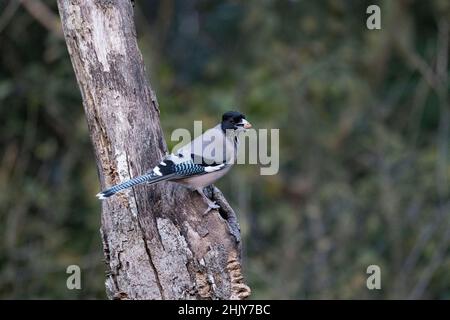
[196,187,220,214]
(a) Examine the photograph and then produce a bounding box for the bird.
[96,111,252,213]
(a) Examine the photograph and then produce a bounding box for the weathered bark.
[57,0,250,300]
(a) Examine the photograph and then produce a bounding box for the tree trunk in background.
[57,0,250,300]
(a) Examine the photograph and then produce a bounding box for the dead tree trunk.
[57,0,250,300]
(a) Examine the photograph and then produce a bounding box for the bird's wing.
[152,153,227,180]
[176,124,236,166]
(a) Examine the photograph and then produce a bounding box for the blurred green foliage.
[0,0,449,299]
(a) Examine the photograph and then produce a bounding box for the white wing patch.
[153,166,162,176]
[204,164,225,172]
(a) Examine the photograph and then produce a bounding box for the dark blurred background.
[0,0,449,299]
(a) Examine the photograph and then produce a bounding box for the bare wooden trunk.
[57,0,250,300]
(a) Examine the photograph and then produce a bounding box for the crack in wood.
[142,237,165,299]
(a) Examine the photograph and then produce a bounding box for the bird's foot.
[196,187,221,214]
[203,201,220,215]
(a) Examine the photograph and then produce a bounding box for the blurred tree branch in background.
[0,0,20,33]
[20,0,63,38]
[0,0,63,37]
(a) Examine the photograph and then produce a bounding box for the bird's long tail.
[96,172,174,200]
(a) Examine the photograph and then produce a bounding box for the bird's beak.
[241,119,252,129]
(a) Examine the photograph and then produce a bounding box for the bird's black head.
[221,111,252,132]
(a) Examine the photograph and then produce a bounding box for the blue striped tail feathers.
[96,172,169,200]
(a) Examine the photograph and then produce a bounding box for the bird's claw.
[203,201,220,215]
